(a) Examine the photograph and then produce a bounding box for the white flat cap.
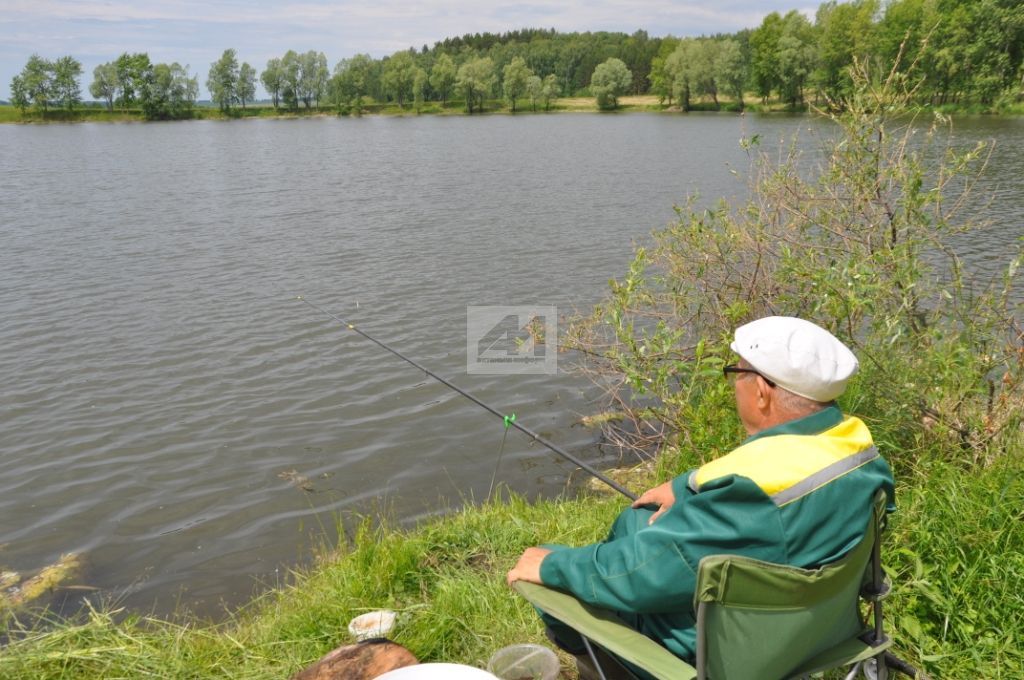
[730,316,858,402]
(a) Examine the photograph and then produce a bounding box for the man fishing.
[507,316,895,679]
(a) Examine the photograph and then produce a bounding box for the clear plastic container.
[486,644,560,680]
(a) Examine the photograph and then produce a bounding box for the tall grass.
[885,456,1024,675]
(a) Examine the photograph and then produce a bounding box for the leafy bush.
[569,59,1023,467]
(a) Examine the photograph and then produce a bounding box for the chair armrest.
[513,581,697,680]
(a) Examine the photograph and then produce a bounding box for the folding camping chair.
[514,490,921,679]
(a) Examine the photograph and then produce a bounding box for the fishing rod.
[297,296,637,501]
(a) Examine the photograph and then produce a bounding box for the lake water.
[1,112,1021,618]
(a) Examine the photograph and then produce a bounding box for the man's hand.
[631,480,676,525]
[506,547,552,586]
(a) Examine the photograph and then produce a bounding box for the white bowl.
[347,609,397,641]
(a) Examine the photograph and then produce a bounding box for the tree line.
[10,52,199,120]
[9,55,84,114]
[8,0,1023,119]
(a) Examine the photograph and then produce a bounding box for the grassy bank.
[0,106,146,123]
[0,490,621,678]
[4,92,1021,123]
[0,97,680,123]
[1,438,1021,678]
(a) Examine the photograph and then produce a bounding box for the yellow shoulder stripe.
[693,416,874,498]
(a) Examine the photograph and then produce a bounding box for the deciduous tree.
[141,62,198,120]
[456,56,495,113]
[689,40,721,108]
[526,74,543,111]
[207,48,239,112]
[115,52,151,110]
[541,73,560,110]
[429,53,457,105]
[663,44,692,110]
[261,58,283,109]
[298,51,328,108]
[750,12,783,103]
[715,39,747,109]
[331,54,375,113]
[590,57,632,109]
[649,38,680,105]
[777,11,816,107]
[382,51,417,108]
[50,56,82,112]
[90,62,118,111]
[413,67,428,112]
[502,56,533,112]
[9,75,29,113]
[281,50,301,109]
[814,0,877,103]
[238,62,257,109]
[20,54,54,113]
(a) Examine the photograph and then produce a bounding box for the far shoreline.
[4,94,1022,124]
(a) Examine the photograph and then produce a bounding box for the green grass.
[0,106,147,122]
[0,106,23,122]
[883,456,1024,675]
[1,442,1021,678]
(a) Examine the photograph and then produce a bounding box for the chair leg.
[883,651,926,679]
[581,637,609,680]
[575,637,641,680]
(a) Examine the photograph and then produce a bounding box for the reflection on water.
[0,113,1020,617]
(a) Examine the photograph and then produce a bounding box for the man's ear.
[755,375,773,410]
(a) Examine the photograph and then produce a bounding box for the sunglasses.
[723,364,776,387]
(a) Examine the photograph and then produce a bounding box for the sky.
[1,0,813,102]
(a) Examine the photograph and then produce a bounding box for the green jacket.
[539,406,895,661]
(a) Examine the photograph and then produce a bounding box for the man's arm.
[510,475,787,614]
[506,479,677,587]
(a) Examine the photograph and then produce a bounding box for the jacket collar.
[742,404,844,444]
